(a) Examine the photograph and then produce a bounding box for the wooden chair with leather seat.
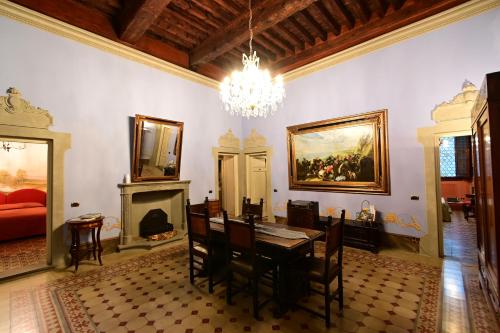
[189,197,221,218]
[242,197,264,220]
[287,200,319,229]
[297,210,345,327]
[287,200,320,257]
[223,211,277,320]
[186,199,219,293]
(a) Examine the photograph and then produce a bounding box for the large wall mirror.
[132,115,184,181]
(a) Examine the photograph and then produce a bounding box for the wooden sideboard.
[320,216,380,253]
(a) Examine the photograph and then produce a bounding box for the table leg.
[97,225,103,265]
[69,227,75,266]
[92,228,97,260]
[75,229,81,272]
[277,255,288,316]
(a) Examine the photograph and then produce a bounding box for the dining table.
[209,216,325,315]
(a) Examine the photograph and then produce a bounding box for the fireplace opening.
[139,209,174,239]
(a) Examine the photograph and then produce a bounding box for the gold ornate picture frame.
[287,109,390,195]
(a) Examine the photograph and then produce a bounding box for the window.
[440,135,472,178]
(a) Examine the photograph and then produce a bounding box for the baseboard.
[381,232,420,253]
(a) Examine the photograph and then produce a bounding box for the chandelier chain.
[248,0,253,54]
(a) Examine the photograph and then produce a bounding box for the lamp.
[1,141,25,152]
[219,0,285,118]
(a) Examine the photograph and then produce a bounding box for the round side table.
[66,217,104,272]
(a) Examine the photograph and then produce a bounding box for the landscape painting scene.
[294,123,375,183]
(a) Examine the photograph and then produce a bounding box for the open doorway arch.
[417,81,477,257]
[0,88,70,270]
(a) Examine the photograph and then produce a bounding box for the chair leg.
[253,276,260,320]
[226,271,233,305]
[189,253,195,285]
[272,266,278,300]
[338,271,344,316]
[324,282,331,328]
[207,256,214,294]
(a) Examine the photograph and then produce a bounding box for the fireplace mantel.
[118,180,190,250]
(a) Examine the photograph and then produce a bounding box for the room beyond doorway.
[0,138,49,277]
[438,135,477,264]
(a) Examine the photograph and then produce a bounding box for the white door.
[221,155,236,216]
[247,155,267,216]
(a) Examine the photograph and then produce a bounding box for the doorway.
[438,134,477,264]
[218,154,239,217]
[246,153,268,217]
[0,137,49,277]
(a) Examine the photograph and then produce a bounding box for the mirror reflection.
[133,115,183,181]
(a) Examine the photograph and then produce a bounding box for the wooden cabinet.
[472,71,500,312]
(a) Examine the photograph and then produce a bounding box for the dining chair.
[286,200,319,229]
[296,210,345,327]
[287,200,320,257]
[223,211,277,320]
[186,199,219,293]
[242,197,264,220]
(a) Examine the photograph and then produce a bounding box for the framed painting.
[287,109,390,194]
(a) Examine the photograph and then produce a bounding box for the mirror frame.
[132,114,184,182]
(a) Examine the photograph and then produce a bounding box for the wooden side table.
[67,217,104,272]
[319,216,381,253]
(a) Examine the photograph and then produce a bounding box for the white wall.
[0,16,241,239]
[243,8,500,238]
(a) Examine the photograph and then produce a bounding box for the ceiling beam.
[261,31,295,54]
[344,0,370,24]
[118,0,173,44]
[327,0,355,30]
[289,16,316,46]
[189,0,318,66]
[275,23,305,51]
[372,0,389,18]
[389,0,406,10]
[273,0,468,73]
[314,2,341,35]
[299,9,328,41]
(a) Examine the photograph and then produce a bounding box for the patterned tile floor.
[3,236,497,333]
[6,241,442,333]
[0,235,46,274]
[443,211,477,264]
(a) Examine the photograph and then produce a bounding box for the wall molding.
[0,0,498,88]
[0,0,219,89]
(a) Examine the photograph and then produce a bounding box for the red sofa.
[0,189,47,241]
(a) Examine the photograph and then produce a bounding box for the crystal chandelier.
[220,0,285,118]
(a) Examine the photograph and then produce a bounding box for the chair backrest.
[242,197,264,220]
[189,197,221,218]
[186,200,210,244]
[188,197,209,214]
[287,200,319,229]
[223,210,256,256]
[324,210,345,277]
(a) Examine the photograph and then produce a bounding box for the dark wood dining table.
[209,218,324,315]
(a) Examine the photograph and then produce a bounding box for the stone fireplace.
[118,180,190,250]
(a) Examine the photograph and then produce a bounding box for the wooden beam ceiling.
[118,0,173,44]
[7,0,473,82]
[189,0,318,66]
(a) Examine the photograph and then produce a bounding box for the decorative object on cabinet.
[355,200,376,225]
[287,110,390,194]
[472,71,500,312]
[132,114,183,181]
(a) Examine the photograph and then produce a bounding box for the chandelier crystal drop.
[219,0,285,118]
